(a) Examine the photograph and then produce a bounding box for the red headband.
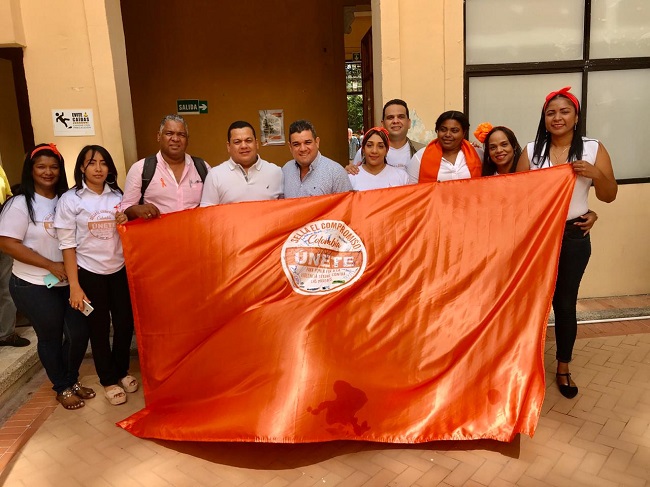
[363,127,390,148]
[30,143,62,161]
[544,86,580,112]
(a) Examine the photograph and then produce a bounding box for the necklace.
[551,145,570,165]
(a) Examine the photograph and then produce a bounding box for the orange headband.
[30,143,62,161]
[363,127,390,148]
[473,122,493,144]
[544,86,580,112]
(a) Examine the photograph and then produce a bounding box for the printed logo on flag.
[87,210,116,240]
[281,220,367,295]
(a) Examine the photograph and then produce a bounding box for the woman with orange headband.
[476,124,521,176]
[517,87,617,398]
[0,144,94,409]
[406,110,482,183]
[348,127,409,191]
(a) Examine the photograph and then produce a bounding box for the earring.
[105,174,116,185]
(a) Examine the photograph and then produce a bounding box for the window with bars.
[346,62,363,95]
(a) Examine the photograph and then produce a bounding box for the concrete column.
[371,0,464,131]
[17,0,136,185]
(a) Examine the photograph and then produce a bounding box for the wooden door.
[360,28,374,131]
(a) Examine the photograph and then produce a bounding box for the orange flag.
[117,165,575,443]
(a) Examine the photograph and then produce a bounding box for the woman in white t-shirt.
[55,145,137,406]
[348,127,409,191]
[0,144,94,410]
[516,87,617,399]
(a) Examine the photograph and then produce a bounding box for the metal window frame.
[463,0,650,184]
[345,61,363,96]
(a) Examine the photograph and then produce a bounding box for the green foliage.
[347,95,363,133]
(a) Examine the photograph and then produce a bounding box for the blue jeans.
[553,221,591,363]
[9,275,89,394]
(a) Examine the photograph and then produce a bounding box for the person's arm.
[515,150,531,172]
[333,166,354,193]
[345,162,361,175]
[115,211,128,225]
[0,167,11,203]
[574,210,598,236]
[124,203,161,221]
[345,149,363,175]
[121,160,162,220]
[199,169,219,207]
[405,152,421,184]
[572,142,617,203]
[0,236,67,280]
[62,247,87,310]
[53,198,82,298]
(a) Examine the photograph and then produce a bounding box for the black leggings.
[78,266,134,386]
[553,219,591,363]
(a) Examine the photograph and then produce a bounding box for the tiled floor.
[0,297,649,487]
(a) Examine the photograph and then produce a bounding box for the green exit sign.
[177,99,208,115]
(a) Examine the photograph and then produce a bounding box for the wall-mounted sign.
[352,52,361,61]
[259,109,285,146]
[177,99,208,115]
[51,109,95,136]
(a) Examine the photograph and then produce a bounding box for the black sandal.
[556,372,578,399]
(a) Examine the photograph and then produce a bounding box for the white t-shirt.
[54,184,125,275]
[349,164,410,191]
[406,148,471,184]
[527,138,599,220]
[353,142,412,170]
[200,156,283,206]
[0,194,65,285]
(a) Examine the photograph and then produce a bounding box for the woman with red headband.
[0,144,94,409]
[406,110,482,183]
[517,87,617,398]
[348,127,409,191]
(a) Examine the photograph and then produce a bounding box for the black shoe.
[556,372,578,399]
[0,333,31,347]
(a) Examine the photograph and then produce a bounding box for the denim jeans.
[0,251,17,340]
[553,221,591,363]
[78,266,134,386]
[9,275,89,394]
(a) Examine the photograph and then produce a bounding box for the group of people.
[0,144,137,409]
[0,86,617,409]
[345,89,616,399]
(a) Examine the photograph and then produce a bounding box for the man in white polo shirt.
[200,121,283,206]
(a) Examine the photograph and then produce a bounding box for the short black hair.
[435,110,470,133]
[382,99,409,120]
[227,121,256,142]
[289,120,317,139]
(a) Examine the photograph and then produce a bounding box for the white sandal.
[104,385,127,405]
[119,375,139,393]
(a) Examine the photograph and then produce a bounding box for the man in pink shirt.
[122,115,210,220]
